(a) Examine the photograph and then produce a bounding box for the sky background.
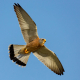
[0,0,80,80]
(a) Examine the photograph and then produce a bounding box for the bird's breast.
[26,38,42,52]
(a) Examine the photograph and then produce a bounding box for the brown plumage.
[8,3,65,75]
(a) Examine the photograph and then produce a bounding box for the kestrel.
[9,3,65,75]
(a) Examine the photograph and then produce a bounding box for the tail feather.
[9,44,31,66]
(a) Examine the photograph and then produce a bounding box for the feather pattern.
[14,3,38,43]
[33,46,65,75]
[9,44,31,66]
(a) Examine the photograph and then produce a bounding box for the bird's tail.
[8,44,30,66]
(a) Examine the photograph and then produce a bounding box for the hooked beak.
[44,39,46,42]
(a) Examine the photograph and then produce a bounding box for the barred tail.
[8,44,30,66]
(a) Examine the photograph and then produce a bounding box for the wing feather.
[13,3,38,43]
[33,46,65,75]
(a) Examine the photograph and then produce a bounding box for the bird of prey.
[8,3,65,75]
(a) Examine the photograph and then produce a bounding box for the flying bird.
[8,3,65,75]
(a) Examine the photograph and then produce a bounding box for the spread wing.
[33,46,65,75]
[13,3,38,44]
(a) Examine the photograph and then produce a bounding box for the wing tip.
[51,68,65,75]
[58,69,65,75]
[8,44,26,66]
[60,66,65,75]
[56,67,65,75]
[13,3,21,7]
[13,3,37,26]
[13,3,21,11]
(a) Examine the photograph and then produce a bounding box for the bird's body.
[26,37,40,52]
[8,3,65,75]
[20,37,46,54]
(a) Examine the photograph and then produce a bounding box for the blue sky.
[0,0,80,80]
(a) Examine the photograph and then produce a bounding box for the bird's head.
[39,38,46,46]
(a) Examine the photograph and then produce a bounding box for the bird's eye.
[42,39,44,40]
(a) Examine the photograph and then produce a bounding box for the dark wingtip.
[59,69,65,75]
[55,68,65,75]
[60,69,65,75]
[13,3,21,7]
[9,44,26,66]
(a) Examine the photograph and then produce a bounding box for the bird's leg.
[24,49,29,54]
